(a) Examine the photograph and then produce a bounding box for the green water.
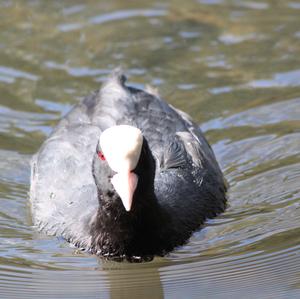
[0,0,299,298]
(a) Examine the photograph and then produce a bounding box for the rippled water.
[1,0,300,298]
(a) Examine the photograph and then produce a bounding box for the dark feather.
[30,70,227,260]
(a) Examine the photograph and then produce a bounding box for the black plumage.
[30,70,227,261]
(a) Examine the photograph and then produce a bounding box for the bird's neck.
[90,189,161,258]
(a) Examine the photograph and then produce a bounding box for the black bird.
[30,70,227,261]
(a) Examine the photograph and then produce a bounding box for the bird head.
[97,125,143,211]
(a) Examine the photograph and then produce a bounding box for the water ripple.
[1,1,300,298]
[0,66,39,83]
[202,97,300,130]
[89,9,167,25]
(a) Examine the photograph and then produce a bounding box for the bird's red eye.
[97,151,106,161]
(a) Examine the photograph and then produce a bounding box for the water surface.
[0,0,300,298]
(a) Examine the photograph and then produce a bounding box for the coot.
[30,70,227,261]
